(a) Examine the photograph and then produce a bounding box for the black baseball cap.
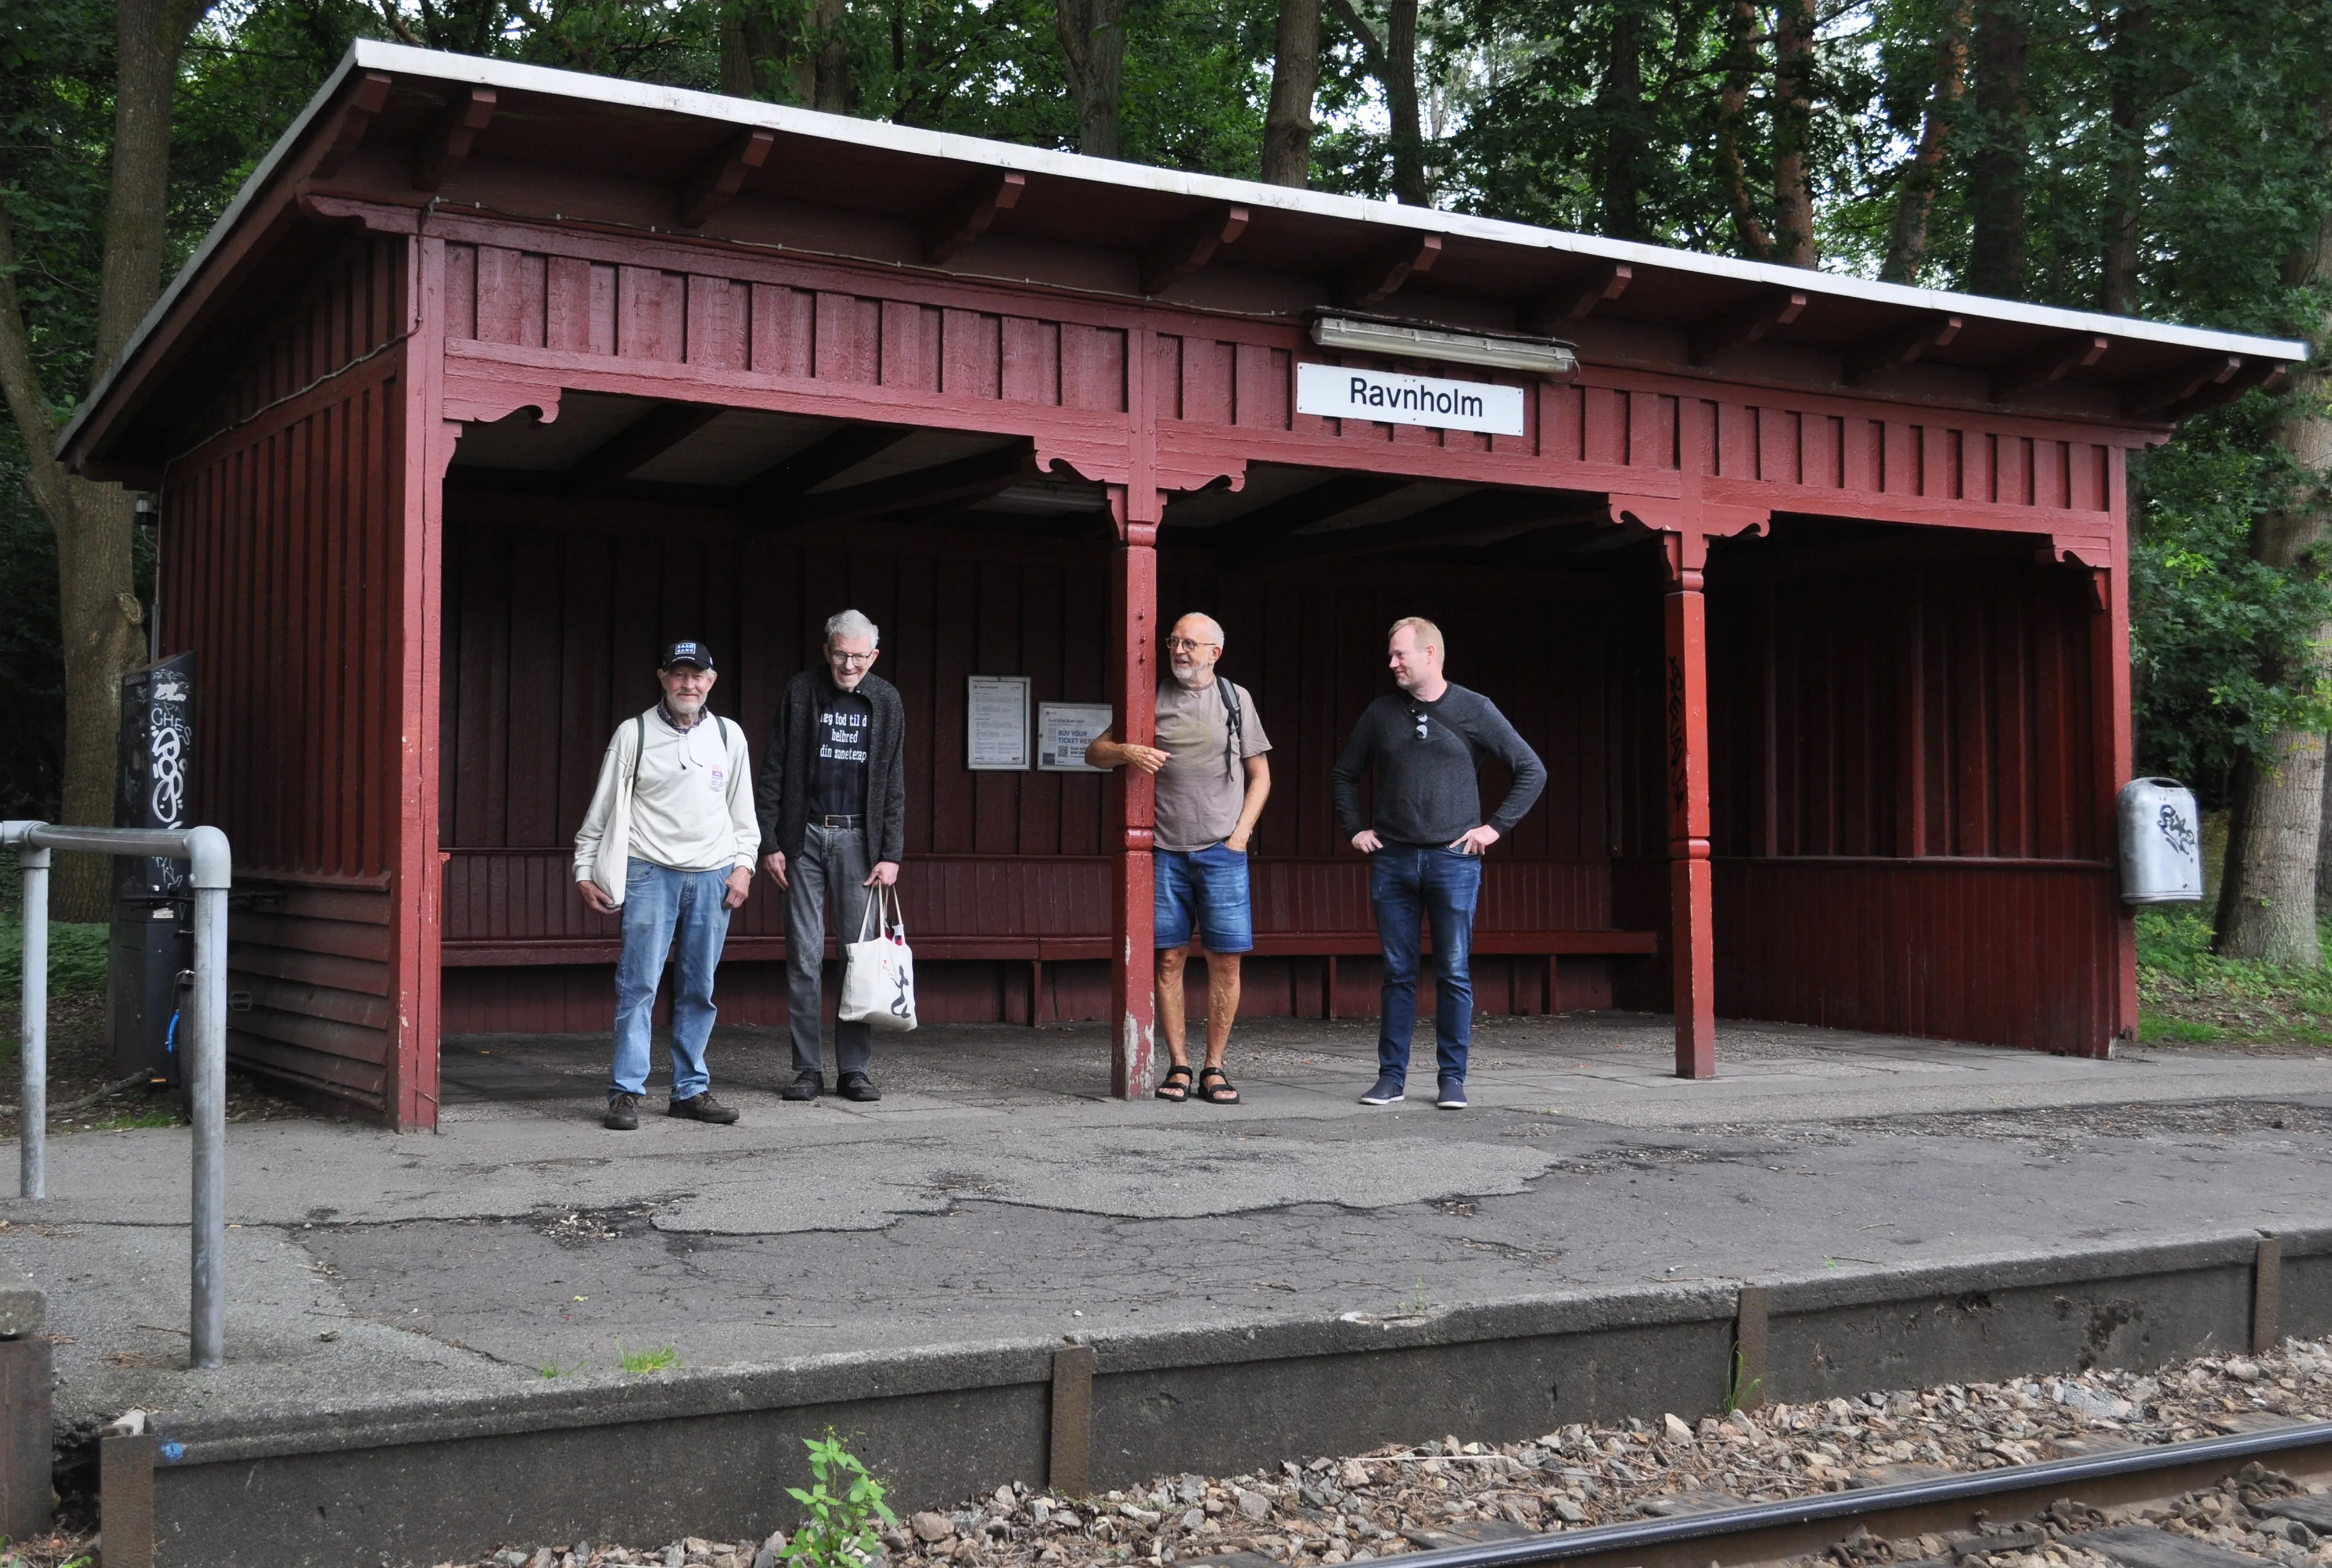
[660,640,715,671]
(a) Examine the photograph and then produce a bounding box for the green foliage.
[2132,397,2332,805]
[0,887,112,1010]
[616,1342,680,1373]
[2136,903,2332,1037]
[784,1432,898,1568]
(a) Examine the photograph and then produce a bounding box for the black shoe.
[668,1092,741,1124]
[837,1071,881,1103]
[604,1092,641,1131]
[781,1070,824,1102]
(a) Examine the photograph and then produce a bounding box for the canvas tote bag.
[839,885,918,1031]
[588,715,647,909]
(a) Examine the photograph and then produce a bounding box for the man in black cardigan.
[755,609,908,1102]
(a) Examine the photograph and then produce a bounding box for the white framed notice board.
[1037,703,1114,772]
[966,675,1030,770]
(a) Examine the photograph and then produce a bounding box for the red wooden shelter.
[60,43,2306,1129]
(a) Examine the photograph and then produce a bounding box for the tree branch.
[1324,0,1387,75]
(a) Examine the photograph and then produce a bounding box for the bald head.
[1167,613,1224,688]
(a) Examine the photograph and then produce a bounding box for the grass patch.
[2136,901,2332,1044]
[616,1342,680,1374]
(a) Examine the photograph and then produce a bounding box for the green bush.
[785,1433,898,1568]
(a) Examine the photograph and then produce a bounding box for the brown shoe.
[667,1092,740,1124]
[604,1092,642,1131]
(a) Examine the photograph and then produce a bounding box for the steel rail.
[1,821,231,1369]
[1379,1420,2332,1568]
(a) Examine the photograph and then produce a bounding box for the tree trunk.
[1055,0,1126,158]
[2212,206,2332,963]
[3,0,210,922]
[717,0,800,101]
[810,0,847,114]
[1717,0,1774,258]
[1596,1,1647,238]
[1385,0,1426,205]
[1880,0,1970,285]
[1262,0,1324,186]
[1770,0,1818,267]
[2097,0,2153,314]
[1966,0,2030,298]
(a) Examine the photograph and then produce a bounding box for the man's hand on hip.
[761,851,788,889]
[1350,830,1383,854]
[864,861,900,887]
[578,880,617,915]
[1450,825,1501,855]
[724,868,752,909]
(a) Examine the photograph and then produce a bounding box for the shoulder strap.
[1218,677,1244,775]
[631,714,647,778]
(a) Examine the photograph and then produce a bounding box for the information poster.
[966,675,1031,770]
[1037,703,1115,772]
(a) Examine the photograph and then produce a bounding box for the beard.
[667,690,706,715]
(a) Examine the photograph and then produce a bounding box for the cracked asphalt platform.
[5,1010,2330,1427]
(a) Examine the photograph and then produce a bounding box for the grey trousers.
[786,822,874,1078]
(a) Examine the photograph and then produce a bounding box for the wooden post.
[2102,449,2139,1052]
[1665,533,1716,1079]
[1108,484,1159,1099]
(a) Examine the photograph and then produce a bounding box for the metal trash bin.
[2117,777,2204,904]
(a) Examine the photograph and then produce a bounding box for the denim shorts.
[1154,843,1253,954]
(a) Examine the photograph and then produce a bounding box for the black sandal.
[1196,1066,1241,1105]
[1155,1064,1194,1102]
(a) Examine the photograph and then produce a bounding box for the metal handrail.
[1,822,229,1369]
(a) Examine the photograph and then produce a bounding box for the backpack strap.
[631,714,647,778]
[1219,678,1245,777]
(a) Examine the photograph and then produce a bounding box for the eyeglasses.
[1165,637,1218,651]
[828,650,875,667]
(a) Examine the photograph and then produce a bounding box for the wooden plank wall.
[439,226,2119,548]
[1704,544,2115,1053]
[435,508,1670,1030]
[158,232,410,1109]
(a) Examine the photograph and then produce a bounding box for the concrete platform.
[7,1012,2330,1430]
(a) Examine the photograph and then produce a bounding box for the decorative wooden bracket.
[441,369,562,429]
[1336,235,1442,307]
[1610,495,1769,584]
[1140,204,1249,296]
[297,193,422,233]
[2123,353,2243,418]
[1108,482,1162,547]
[1989,333,2108,403]
[1522,261,1630,333]
[313,71,393,179]
[1687,289,1806,366]
[1843,313,1961,386]
[2158,358,2284,421]
[924,171,1026,265]
[678,128,775,228]
[412,86,495,192]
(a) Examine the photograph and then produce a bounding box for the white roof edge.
[63,38,2311,462]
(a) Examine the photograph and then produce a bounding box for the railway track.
[1363,1421,2332,1568]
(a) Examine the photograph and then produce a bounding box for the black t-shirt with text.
[811,689,873,818]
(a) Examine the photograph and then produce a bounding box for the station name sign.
[1295,361,1527,437]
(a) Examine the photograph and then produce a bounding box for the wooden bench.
[442,929,1657,1024]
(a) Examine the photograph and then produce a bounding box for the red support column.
[1108,484,1160,1098]
[1665,534,1716,1079]
[2099,448,2139,1052]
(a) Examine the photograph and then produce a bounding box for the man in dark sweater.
[1331,616,1546,1109]
[755,609,907,1102]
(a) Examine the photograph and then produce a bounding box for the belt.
[814,814,864,829]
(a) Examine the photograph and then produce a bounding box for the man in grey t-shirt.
[1086,613,1271,1105]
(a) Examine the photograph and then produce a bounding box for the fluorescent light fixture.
[1310,314,1579,377]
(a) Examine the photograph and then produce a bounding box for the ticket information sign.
[1037,703,1114,771]
[1295,361,1527,436]
[966,675,1031,770]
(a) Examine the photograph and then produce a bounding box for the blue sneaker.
[1360,1074,1405,1106]
[1436,1078,1467,1110]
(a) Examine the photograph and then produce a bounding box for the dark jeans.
[785,823,874,1078]
[1370,843,1483,1085]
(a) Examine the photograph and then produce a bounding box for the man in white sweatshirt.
[574,641,760,1130]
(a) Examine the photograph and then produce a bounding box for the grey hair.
[1174,612,1225,647]
[825,609,881,647]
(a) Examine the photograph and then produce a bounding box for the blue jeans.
[1370,844,1482,1085]
[612,859,734,1100]
[1154,843,1253,953]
